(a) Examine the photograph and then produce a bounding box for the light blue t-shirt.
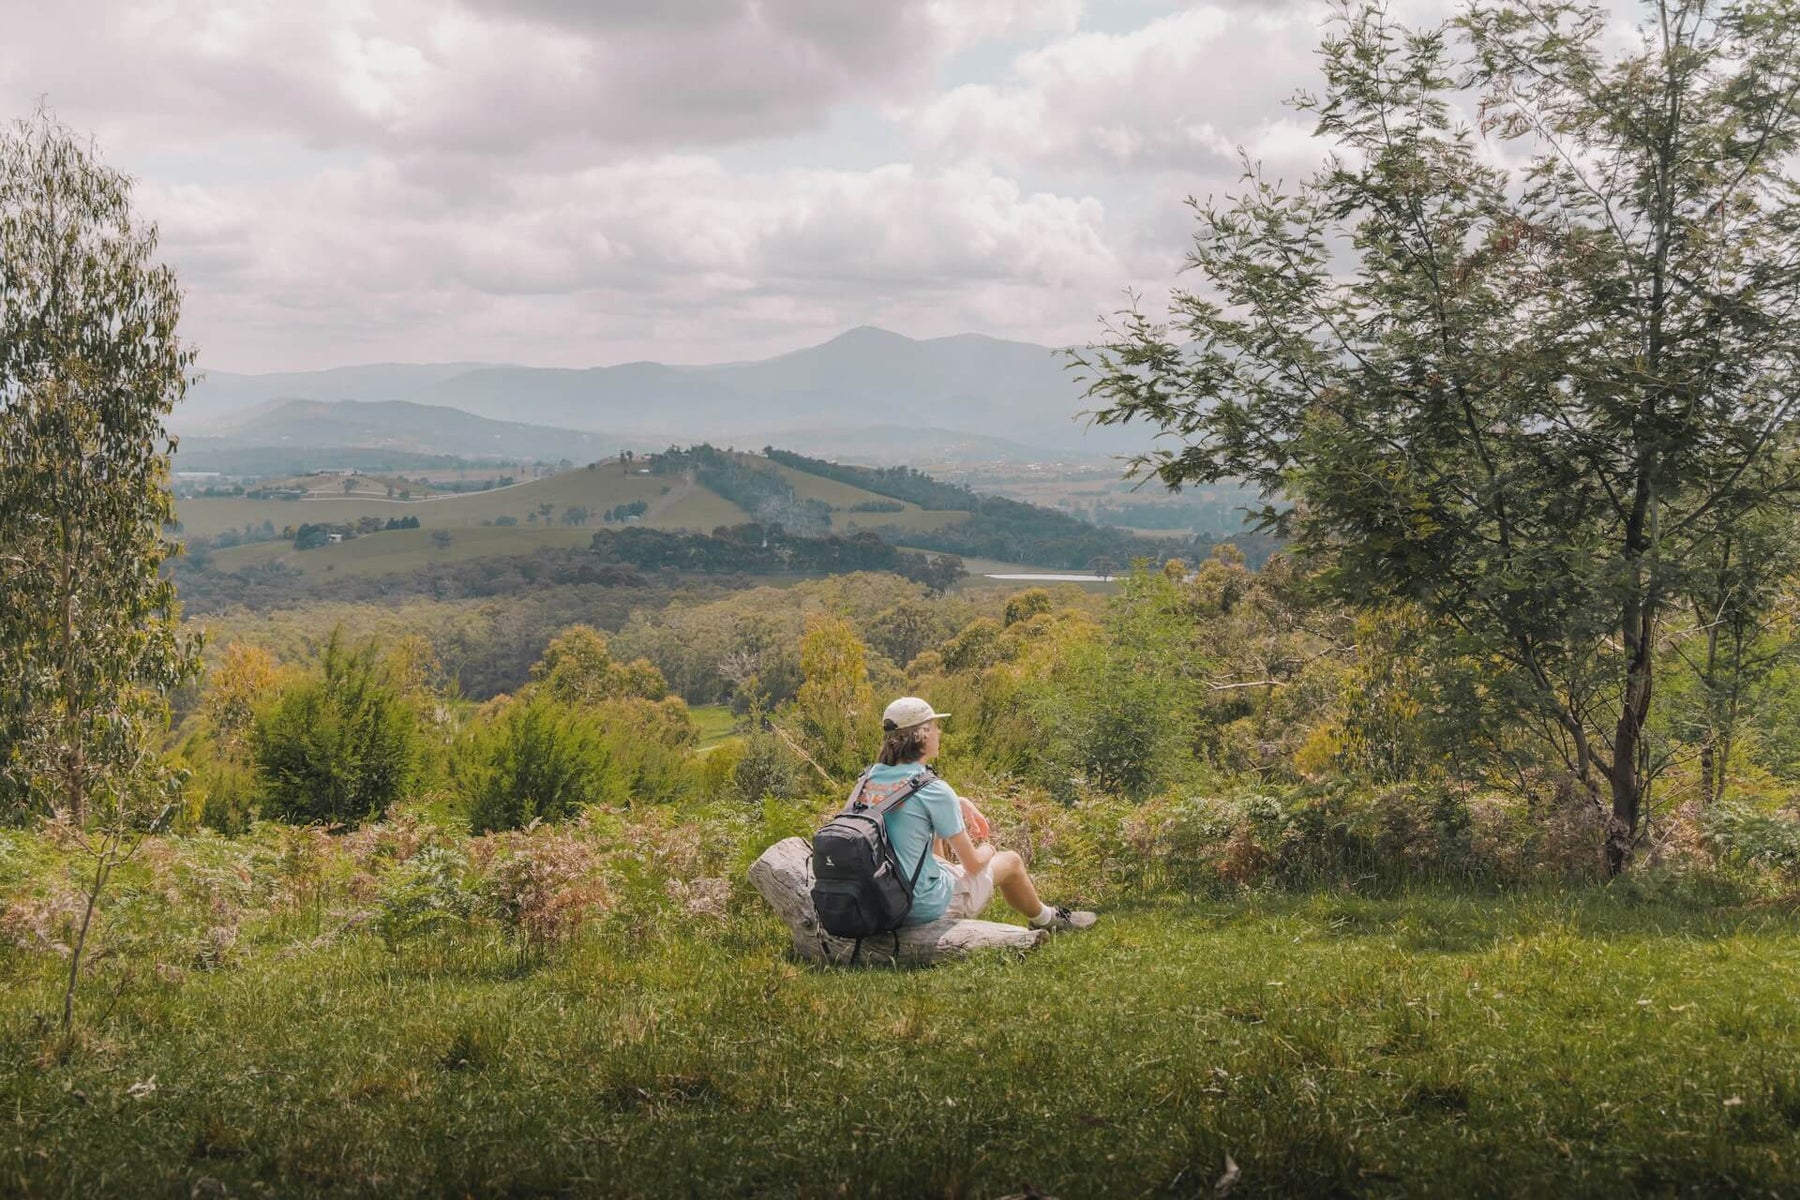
[858,763,965,925]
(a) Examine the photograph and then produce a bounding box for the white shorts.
[937,856,995,920]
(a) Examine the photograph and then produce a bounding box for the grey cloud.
[0,0,977,161]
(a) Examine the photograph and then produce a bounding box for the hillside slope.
[181,448,1190,582]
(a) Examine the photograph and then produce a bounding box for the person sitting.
[858,696,1096,931]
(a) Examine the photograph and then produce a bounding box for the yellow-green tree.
[793,615,878,781]
[529,624,668,704]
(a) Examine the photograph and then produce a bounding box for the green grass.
[208,525,600,579]
[765,461,971,535]
[4,868,1800,1197]
[689,704,740,752]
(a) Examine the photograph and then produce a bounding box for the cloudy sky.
[5,0,1391,373]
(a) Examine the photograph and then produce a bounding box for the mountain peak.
[825,325,913,346]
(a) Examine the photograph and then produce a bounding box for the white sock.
[1030,904,1055,925]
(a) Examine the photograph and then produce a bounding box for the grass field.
[181,456,976,581]
[764,461,971,536]
[208,525,603,579]
[257,473,447,500]
[3,845,1798,1199]
[177,465,752,541]
[689,704,740,754]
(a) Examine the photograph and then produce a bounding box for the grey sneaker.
[1031,905,1097,931]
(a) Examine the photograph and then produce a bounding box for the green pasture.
[766,461,964,531]
[689,704,740,752]
[761,461,971,536]
[2,865,1798,1198]
[176,465,751,541]
[255,473,445,500]
[207,525,602,579]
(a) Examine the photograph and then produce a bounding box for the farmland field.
[207,525,602,579]
[764,460,971,535]
[176,465,749,541]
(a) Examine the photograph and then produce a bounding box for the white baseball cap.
[882,696,949,731]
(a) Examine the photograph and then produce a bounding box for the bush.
[1029,640,1182,801]
[732,728,802,805]
[253,633,419,827]
[372,846,472,950]
[1706,803,1800,875]
[455,696,621,833]
[469,830,609,953]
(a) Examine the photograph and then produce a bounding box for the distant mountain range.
[185,399,617,463]
[174,327,1150,463]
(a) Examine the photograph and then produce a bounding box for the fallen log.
[748,836,1048,965]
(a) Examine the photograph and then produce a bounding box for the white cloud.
[903,3,1329,172]
[135,154,1122,369]
[0,0,1424,371]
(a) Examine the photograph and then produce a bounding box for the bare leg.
[989,850,1042,917]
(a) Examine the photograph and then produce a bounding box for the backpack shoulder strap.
[843,765,879,812]
[868,767,938,819]
[880,769,941,892]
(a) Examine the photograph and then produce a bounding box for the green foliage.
[0,111,202,823]
[529,624,667,704]
[371,845,472,951]
[1032,638,1183,801]
[456,696,620,833]
[1706,802,1800,876]
[729,727,803,804]
[1002,588,1053,627]
[940,617,1005,673]
[864,599,950,669]
[791,615,877,781]
[253,633,418,827]
[1077,0,1800,871]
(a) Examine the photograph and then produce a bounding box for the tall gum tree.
[1073,0,1800,873]
[0,111,200,824]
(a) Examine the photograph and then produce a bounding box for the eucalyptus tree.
[0,110,200,825]
[0,112,202,1032]
[1074,0,1800,872]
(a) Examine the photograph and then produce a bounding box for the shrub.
[470,830,609,953]
[371,846,471,950]
[1003,588,1053,627]
[732,728,802,805]
[1029,639,1182,801]
[455,696,620,833]
[1706,803,1800,876]
[254,633,418,827]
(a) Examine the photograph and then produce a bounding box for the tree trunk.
[1607,623,1655,876]
[748,837,1047,965]
[61,841,112,1033]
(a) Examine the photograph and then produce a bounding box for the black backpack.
[810,766,938,962]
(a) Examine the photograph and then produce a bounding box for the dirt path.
[641,471,697,521]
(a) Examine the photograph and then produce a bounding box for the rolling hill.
[187,451,979,580]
